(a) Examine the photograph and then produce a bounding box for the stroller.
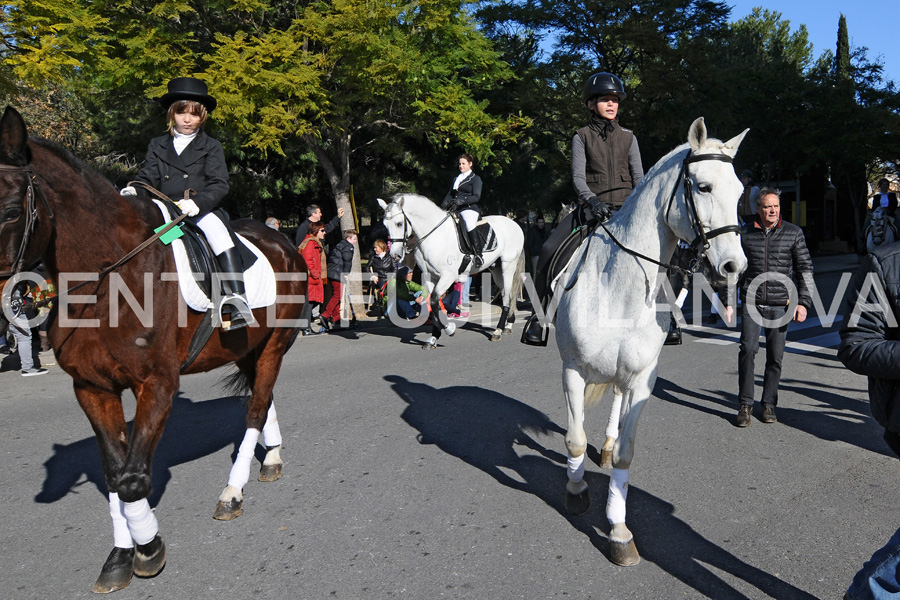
[367,278,389,317]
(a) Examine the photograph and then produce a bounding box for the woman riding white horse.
[554,118,747,566]
[378,194,525,346]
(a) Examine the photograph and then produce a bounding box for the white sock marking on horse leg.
[675,288,688,309]
[567,452,585,482]
[122,498,158,545]
[261,402,282,448]
[108,492,133,548]
[606,468,629,525]
[227,428,261,490]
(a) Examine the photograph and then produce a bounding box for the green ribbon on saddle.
[154,222,184,245]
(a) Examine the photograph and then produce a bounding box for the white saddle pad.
[152,200,277,313]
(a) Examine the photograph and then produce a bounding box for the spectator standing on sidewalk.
[724,188,813,427]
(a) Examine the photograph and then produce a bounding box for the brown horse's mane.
[29,136,119,196]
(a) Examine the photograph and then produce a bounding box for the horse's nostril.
[723,261,738,274]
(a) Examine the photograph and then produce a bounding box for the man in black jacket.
[294,204,346,247]
[839,242,900,599]
[725,188,813,427]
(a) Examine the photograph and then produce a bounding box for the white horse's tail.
[584,382,610,409]
[508,251,526,307]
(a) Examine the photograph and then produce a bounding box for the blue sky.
[726,1,899,84]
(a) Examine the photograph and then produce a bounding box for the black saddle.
[453,216,498,254]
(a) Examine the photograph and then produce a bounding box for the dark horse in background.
[0,107,306,593]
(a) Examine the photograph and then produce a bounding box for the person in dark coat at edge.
[839,240,900,600]
[522,72,643,345]
[120,77,255,331]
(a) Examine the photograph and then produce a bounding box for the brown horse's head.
[0,106,47,279]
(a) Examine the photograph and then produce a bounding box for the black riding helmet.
[584,72,626,108]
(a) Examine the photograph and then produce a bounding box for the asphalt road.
[0,265,895,599]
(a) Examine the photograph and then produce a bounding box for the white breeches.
[195,212,234,254]
[460,209,479,231]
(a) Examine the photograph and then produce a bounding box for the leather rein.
[596,149,740,277]
[0,168,185,307]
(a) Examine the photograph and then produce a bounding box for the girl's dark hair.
[458,153,475,165]
[308,221,326,235]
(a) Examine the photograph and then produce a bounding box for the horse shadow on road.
[35,392,248,507]
[387,374,817,599]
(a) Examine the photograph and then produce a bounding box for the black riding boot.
[664,314,682,345]
[521,293,552,346]
[216,247,256,331]
[465,228,483,268]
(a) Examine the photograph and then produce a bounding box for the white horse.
[378,194,525,346]
[555,118,748,566]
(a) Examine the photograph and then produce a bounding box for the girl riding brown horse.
[0,105,306,593]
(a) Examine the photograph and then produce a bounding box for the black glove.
[445,199,459,211]
[586,196,612,222]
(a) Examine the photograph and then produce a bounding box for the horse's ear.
[0,106,29,166]
[396,195,404,209]
[377,197,388,210]
[687,117,707,151]
[723,128,750,157]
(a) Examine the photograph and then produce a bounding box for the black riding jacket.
[839,245,900,437]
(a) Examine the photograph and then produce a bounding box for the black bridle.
[0,164,54,279]
[597,149,740,277]
[384,205,454,259]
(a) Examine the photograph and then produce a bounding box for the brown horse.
[0,106,307,593]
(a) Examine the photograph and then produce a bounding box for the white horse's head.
[667,117,748,280]
[377,196,407,261]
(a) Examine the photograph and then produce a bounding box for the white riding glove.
[120,186,137,197]
[176,199,200,217]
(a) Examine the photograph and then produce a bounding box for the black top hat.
[159,77,217,112]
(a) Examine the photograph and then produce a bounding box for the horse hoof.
[134,534,166,577]
[422,336,437,349]
[609,538,641,566]
[565,489,591,515]
[91,547,134,593]
[258,463,283,482]
[599,448,613,469]
[213,498,244,520]
[503,326,513,335]
[490,332,501,342]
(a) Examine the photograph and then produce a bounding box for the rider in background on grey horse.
[120,77,255,331]
[522,72,644,346]
[868,178,899,215]
[441,153,484,268]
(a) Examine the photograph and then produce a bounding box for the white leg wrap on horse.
[108,492,133,548]
[606,468,629,525]
[262,403,282,448]
[606,393,623,439]
[122,498,158,545]
[675,288,688,309]
[227,428,261,490]
[567,452,585,483]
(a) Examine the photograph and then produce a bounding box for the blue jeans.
[846,526,900,599]
[738,304,788,406]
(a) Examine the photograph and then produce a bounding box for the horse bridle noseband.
[597,149,740,277]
